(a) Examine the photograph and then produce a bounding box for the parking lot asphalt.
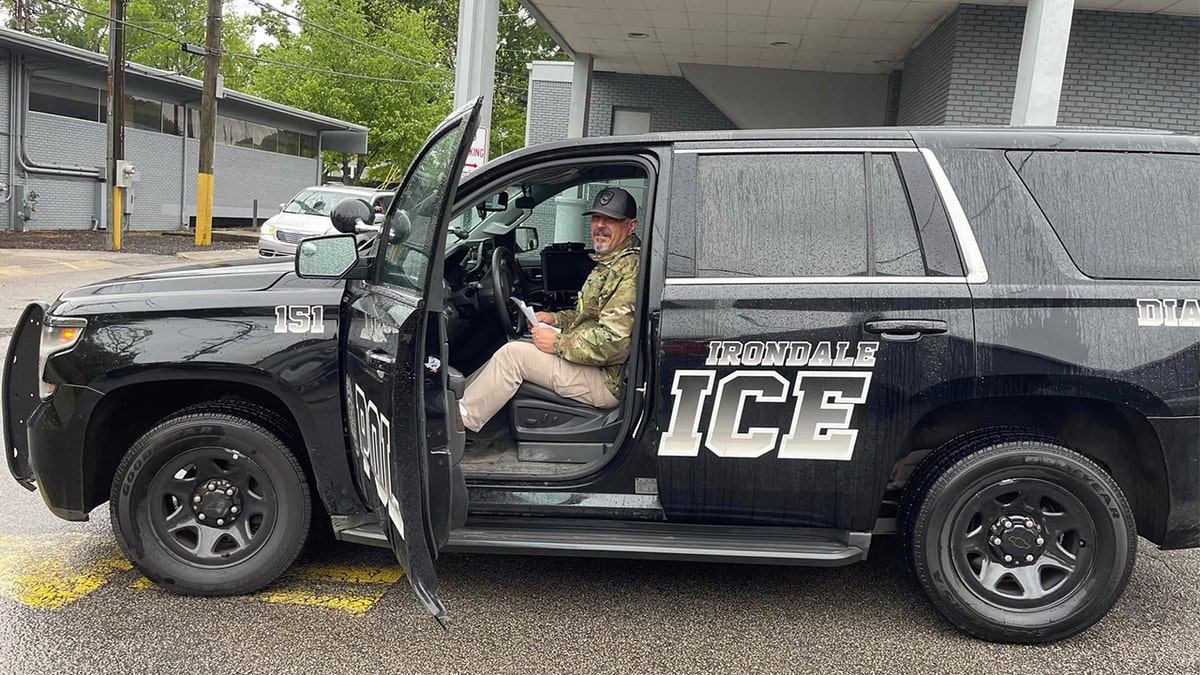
[0,247,1196,674]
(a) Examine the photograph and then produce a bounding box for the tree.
[372,0,568,158]
[247,0,453,184]
[3,0,259,89]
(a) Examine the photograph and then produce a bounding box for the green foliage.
[4,0,258,89]
[247,0,452,184]
[382,0,568,158]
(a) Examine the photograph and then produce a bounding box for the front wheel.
[110,407,311,595]
[905,434,1136,643]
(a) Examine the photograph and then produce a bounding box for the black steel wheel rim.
[946,477,1097,610]
[145,446,278,567]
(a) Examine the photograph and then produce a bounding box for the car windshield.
[282,189,353,216]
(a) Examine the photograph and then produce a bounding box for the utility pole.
[105,0,127,251]
[195,0,223,246]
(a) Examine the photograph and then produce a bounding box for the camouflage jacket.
[552,234,641,398]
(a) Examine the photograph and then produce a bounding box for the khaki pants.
[459,340,619,432]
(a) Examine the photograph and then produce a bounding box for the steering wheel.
[490,246,524,337]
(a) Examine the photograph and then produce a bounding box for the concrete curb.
[161,229,260,243]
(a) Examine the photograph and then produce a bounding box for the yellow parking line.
[257,588,386,616]
[57,260,118,271]
[0,265,30,277]
[0,534,132,610]
[130,563,404,616]
[287,564,403,585]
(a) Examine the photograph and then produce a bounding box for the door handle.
[366,350,395,368]
[863,319,948,342]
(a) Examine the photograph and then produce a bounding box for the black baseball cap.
[582,187,637,220]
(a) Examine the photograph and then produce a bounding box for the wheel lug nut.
[991,537,1001,546]
[198,513,206,521]
[231,506,239,514]
[1036,537,1044,546]
[1004,554,1013,562]
[226,489,234,496]
[1025,554,1034,562]
[217,519,224,526]
[207,482,216,490]
[1003,520,1013,529]
[193,495,202,504]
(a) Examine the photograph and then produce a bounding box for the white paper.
[512,298,560,333]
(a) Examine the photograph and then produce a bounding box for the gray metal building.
[0,27,367,232]
[522,1,1199,143]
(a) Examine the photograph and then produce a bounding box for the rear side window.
[694,153,926,278]
[1009,151,1200,281]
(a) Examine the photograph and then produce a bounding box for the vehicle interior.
[434,160,651,479]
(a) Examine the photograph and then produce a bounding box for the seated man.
[458,187,641,433]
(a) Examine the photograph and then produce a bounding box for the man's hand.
[533,311,556,327]
[531,326,557,354]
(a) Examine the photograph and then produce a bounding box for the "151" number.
[274,305,325,334]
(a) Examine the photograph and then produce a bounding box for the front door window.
[380,124,472,292]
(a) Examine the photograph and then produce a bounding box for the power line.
[40,0,187,46]
[224,51,451,87]
[36,1,523,94]
[243,0,449,76]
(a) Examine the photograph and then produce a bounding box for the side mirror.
[330,198,372,234]
[296,234,359,278]
[279,202,287,211]
[514,226,539,253]
[475,192,509,219]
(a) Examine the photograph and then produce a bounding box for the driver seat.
[506,382,621,464]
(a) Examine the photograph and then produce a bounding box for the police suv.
[5,99,1198,644]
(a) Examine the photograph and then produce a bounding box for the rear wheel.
[111,405,310,595]
[902,430,1136,643]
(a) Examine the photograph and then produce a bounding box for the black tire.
[903,430,1136,643]
[110,406,311,595]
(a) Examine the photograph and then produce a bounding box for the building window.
[125,94,165,132]
[29,76,102,122]
[611,108,651,135]
[187,109,318,159]
[299,134,318,158]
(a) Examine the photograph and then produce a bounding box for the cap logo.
[598,190,613,206]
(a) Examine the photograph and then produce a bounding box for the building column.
[567,55,593,138]
[453,0,498,155]
[1010,0,1075,126]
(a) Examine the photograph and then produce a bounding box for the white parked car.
[258,185,393,257]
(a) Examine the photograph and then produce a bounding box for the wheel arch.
[893,395,1170,545]
[80,374,341,515]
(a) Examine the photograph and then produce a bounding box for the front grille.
[275,230,308,245]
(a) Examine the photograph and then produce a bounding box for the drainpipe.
[180,104,188,229]
[13,55,102,179]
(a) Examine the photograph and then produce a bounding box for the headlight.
[261,221,276,236]
[39,316,87,399]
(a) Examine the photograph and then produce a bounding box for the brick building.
[0,28,367,232]
[522,1,1198,143]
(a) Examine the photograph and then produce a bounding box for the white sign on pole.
[463,127,488,175]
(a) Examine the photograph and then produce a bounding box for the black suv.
[5,99,1197,643]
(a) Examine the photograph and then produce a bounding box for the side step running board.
[337,517,871,567]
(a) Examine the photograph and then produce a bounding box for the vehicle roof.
[304,184,390,196]
[468,126,1198,186]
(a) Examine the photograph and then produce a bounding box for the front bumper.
[258,233,298,258]
[3,302,44,492]
[4,302,98,521]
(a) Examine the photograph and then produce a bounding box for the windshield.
[282,189,353,216]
